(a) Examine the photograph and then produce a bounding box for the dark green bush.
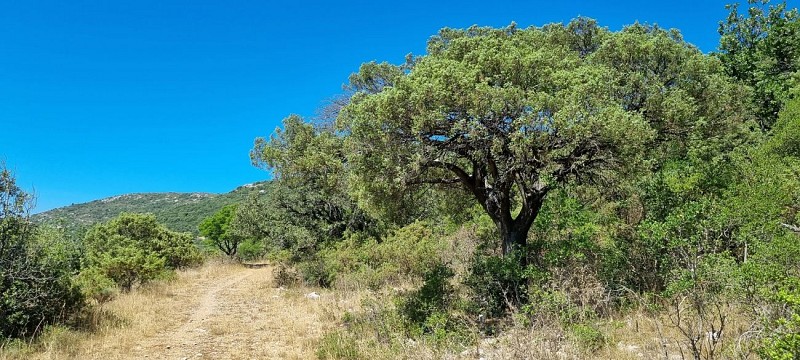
[398,264,455,334]
[465,252,537,318]
[0,246,83,339]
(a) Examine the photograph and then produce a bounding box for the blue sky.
[0,0,788,212]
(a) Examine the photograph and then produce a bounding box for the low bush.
[315,221,447,289]
[236,238,266,262]
[569,323,608,351]
[316,331,363,360]
[465,252,536,318]
[760,286,800,359]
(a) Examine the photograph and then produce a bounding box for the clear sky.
[1,0,790,212]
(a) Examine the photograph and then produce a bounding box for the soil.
[120,266,329,360]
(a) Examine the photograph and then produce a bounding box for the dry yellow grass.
[0,260,354,360]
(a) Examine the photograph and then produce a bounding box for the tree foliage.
[248,116,378,259]
[718,0,800,130]
[199,204,242,257]
[338,20,750,265]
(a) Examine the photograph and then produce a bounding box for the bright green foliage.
[82,213,201,291]
[768,95,800,156]
[199,204,241,258]
[529,189,607,268]
[338,20,749,267]
[718,0,800,130]
[234,238,266,261]
[73,267,117,304]
[0,166,83,339]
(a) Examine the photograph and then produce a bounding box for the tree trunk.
[497,194,543,265]
[501,225,529,264]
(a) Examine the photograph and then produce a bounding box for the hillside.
[33,182,269,234]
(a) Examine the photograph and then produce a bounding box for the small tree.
[83,213,201,291]
[199,204,242,258]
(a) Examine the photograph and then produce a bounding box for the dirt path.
[129,267,262,359]
[80,264,339,360]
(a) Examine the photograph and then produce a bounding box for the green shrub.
[371,221,445,279]
[0,166,84,339]
[317,222,447,289]
[0,249,84,339]
[82,213,202,292]
[297,256,333,287]
[398,264,455,335]
[73,267,118,304]
[236,238,266,262]
[522,288,585,325]
[570,323,608,351]
[760,287,800,359]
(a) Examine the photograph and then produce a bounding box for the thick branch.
[421,160,473,184]
[781,223,800,233]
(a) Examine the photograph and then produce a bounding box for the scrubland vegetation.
[2,1,800,359]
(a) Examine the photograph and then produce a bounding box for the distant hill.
[33,182,270,234]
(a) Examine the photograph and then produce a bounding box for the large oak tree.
[337,20,750,264]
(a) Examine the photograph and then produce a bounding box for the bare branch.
[781,223,800,233]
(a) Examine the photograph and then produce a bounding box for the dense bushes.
[313,221,446,288]
[0,166,83,339]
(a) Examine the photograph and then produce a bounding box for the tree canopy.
[337,20,751,261]
[199,204,241,257]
